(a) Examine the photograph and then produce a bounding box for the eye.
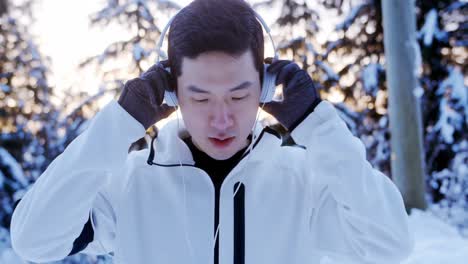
[232,95,249,101]
[192,98,209,103]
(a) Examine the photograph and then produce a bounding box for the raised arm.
[10,62,174,262]
[10,100,146,262]
[291,100,414,263]
[263,58,413,262]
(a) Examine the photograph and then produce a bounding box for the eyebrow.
[187,81,252,94]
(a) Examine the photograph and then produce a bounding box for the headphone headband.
[159,10,279,107]
[156,11,278,63]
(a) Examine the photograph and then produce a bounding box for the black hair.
[167,0,264,90]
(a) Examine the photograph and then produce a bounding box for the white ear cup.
[157,11,279,107]
[260,64,277,103]
[162,66,178,107]
[164,90,178,107]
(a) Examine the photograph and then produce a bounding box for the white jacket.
[11,99,413,264]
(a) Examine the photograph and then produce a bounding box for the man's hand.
[263,58,322,131]
[118,61,175,130]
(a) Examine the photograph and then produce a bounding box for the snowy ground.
[1,209,467,263]
[402,209,468,264]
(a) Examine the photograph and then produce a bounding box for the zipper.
[147,130,270,263]
[233,182,245,264]
[214,184,220,264]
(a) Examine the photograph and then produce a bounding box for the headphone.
[156,11,279,107]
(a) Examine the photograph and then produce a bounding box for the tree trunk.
[381,0,428,211]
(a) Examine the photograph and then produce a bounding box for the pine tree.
[260,0,467,231]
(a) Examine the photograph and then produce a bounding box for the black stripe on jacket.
[233,182,245,264]
[68,216,94,256]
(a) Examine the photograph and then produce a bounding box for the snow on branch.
[0,148,28,188]
[315,60,339,82]
[335,3,371,31]
[361,63,383,97]
[433,68,467,144]
[418,8,448,46]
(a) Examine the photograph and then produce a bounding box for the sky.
[30,0,338,104]
[32,0,134,96]
[31,0,276,98]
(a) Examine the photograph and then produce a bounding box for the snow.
[324,39,343,56]
[157,0,183,10]
[306,42,319,57]
[361,63,383,96]
[429,140,468,233]
[0,84,10,93]
[30,67,44,80]
[403,209,468,264]
[132,43,145,61]
[0,148,29,187]
[28,41,41,61]
[437,68,467,115]
[0,208,466,263]
[413,86,425,98]
[315,60,339,82]
[0,248,26,264]
[138,4,154,23]
[433,99,459,144]
[335,4,367,31]
[407,39,425,99]
[92,2,130,23]
[444,1,468,12]
[433,68,467,144]
[418,9,447,46]
[0,227,23,264]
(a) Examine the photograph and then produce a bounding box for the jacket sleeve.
[291,100,414,263]
[10,100,146,263]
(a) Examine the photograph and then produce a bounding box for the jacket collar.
[147,116,266,167]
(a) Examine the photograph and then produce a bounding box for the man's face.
[177,50,261,160]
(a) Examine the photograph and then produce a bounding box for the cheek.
[180,105,206,131]
[234,100,260,131]
[182,114,208,145]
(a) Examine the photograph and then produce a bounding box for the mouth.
[209,137,235,148]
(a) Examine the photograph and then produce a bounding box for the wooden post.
[381,0,427,210]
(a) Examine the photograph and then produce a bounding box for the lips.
[209,137,235,148]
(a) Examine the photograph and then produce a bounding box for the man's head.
[167,0,265,160]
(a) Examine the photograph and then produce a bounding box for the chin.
[206,148,237,160]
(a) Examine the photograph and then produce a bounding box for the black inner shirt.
[183,136,249,264]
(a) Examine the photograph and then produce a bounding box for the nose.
[210,102,234,131]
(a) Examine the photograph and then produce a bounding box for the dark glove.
[118,61,175,130]
[263,58,322,131]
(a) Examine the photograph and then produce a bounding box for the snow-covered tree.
[261,0,467,231]
[80,0,181,87]
[278,0,468,230]
[78,0,183,150]
[415,1,467,232]
[1,0,466,263]
[0,1,110,263]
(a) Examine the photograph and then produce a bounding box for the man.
[11,0,413,263]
